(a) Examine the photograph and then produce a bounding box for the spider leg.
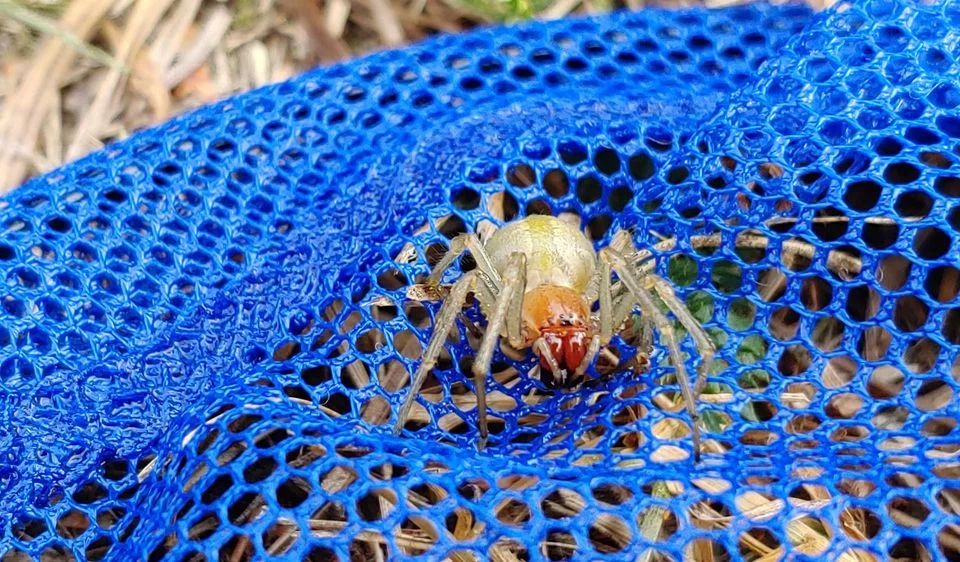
[601,248,703,462]
[466,275,499,339]
[606,251,658,333]
[609,300,653,374]
[458,312,483,339]
[575,256,613,377]
[471,252,526,449]
[598,258,614,343]
[394,270,481,435]
[631,311,654,373]
[505,253,528,349]
[608,230,657,299]
[428,233,502,292]
[647,273,716,396]
[602,254,655,373]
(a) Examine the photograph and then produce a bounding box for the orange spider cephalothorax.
[521,284,593,386]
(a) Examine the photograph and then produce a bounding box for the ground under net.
[1,0,959,560]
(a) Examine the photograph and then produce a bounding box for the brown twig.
[163,6,233,88]
[358,0,406,46]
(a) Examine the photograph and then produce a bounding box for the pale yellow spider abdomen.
[483,215,596,293]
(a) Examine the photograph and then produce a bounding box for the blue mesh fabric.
[2,1,960,560]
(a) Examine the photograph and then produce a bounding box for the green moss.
[736,334,768,364]
[727,298,755,330]
[0,0,126,71]
[711,259,743,293]
[684,290,714,325]
[667,253,697,287]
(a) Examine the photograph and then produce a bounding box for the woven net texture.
[3,0,960,560]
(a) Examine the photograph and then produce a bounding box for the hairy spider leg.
[427,233,502,292]
[613,234,716,392]
[647,274,716,395]
[470,252,526,449]
[394,270,482,435]
[573,257,613,377]
[506,252,527,349]
[598,259,614,342]
[601,248,704,462]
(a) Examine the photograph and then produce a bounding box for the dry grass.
[0,0,837,194]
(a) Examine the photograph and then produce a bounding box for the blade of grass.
[0,0,126,71]
[638,480,672,562]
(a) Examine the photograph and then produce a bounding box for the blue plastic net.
[3,0,960,560]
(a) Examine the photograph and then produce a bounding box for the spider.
[393,214,715,460]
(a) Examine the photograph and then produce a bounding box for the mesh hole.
[13,517,49,541]
[893,296,928,331]
[219,535,253,561]
[588,514,631,553]
[926,266,960,302]
[689,499,732,530]
[488,191,520,222]
[821,356,855,389]
[543,169,569,198]
[838,507,881,540]
[914,227,951,259]
[262,520,299,555]
[541,488,585,519]
[921,416,956,437]
[495,498,532,525]
[878,255,911,290]
[489,539,529,561]
[305,547,340,562]
[889,537,931,561]
[867,365,905,399]
[395,516,438,555]
[800,277,832,310]
[895,190,933,219]
[276,476,311,508]
[243,456,277,483]
[785,515,832,554]
[884,162,921,184]
[451,187,481,210]
[310,499,347,538]
[507,164,536,188]
[684,540,730,561]
[938,527,960,562]
[887,496,930,529]
[916,379,953,411]
[542,529,577,561]
[575,175,603,203]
